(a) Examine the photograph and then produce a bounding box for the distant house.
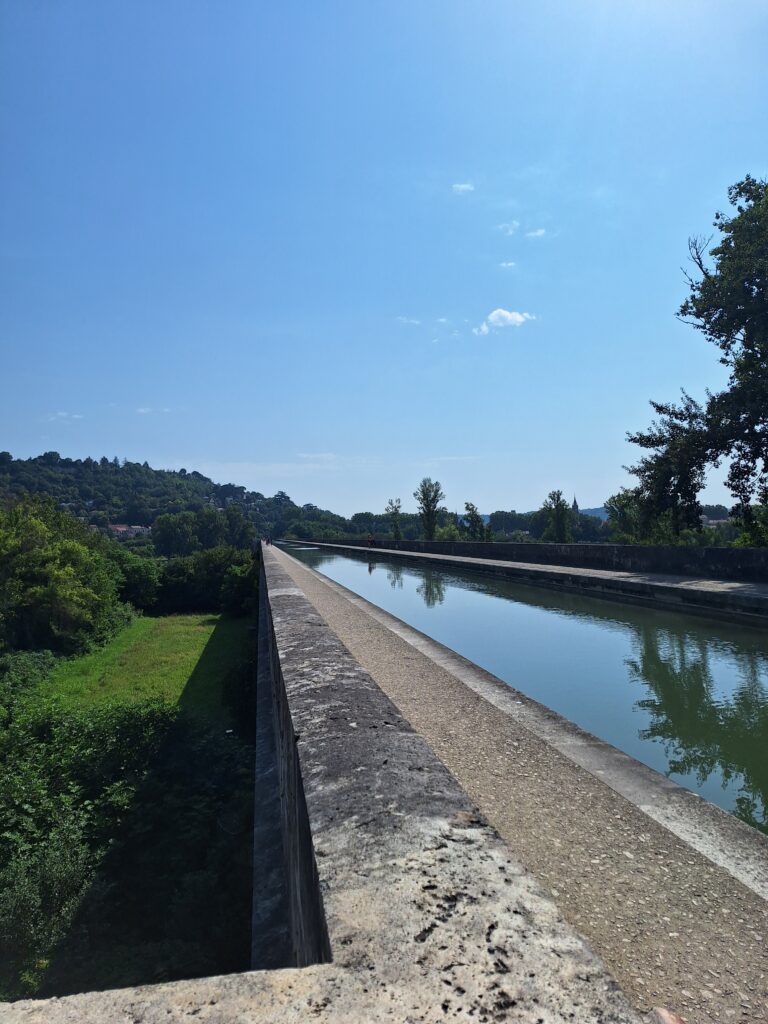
[107,524,152,539]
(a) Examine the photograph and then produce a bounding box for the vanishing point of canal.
[282,543,768,835]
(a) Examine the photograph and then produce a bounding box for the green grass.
[45,614,253,727]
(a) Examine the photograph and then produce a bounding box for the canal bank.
[272,545,768,1024]
[302,542,768,627]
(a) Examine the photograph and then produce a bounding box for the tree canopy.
[625,176,768,541]
[413,478,446,541]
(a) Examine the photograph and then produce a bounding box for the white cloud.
[436,317,449,324]
[452,182,474,194]
[526,227,546,238]
[47,411,84,422]
[473,308,535,336]
[497,221,519,236]
[499,261,516,268]
[396,316,421,325]
[136,407,152,414]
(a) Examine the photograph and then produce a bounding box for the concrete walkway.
[272,546,768,1024]
[308,543,768,624]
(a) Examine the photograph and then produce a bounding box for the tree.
[462,502,485,541]
[413,478,446,540]
[152,512,200,556]
[627,176,768,538]
[0,500,129,654]
[605,487,644,543]
[385,498,402,540]
[540,490,572,543]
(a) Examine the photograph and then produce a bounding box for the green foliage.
[157,547,258,614]
[605,487,645,543]
[152,506,255,557]
[0,615,255,1000]
[627,176,768,540]
[110,547,161,610]
[413,478,446,541]
[385,498,402,541]
[462,502,485,541]
[0,500,132,655]
[0,453,244,525]
[540,490,573,543]
[435,520,461,541]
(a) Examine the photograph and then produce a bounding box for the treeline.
[0,499,258,656]
[0,451,358,543]
[284,489,608,544]
[1,440,754,552]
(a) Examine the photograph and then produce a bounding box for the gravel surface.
[273,546,768,1024]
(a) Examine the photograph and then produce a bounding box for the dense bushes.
[152,506,255,556]
[0,501,133,655]
[0,649,255,999]
[156,547,257,615]
[0,500,260,659]
[0,501,261,998]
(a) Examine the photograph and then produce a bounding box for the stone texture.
[273,545,768,1024]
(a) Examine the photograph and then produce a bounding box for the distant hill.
[0,451,389,540]
[580,506,608,521]
[0,451,615,542]
[0,450,308,536]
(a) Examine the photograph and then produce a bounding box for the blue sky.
[2,1,766,515]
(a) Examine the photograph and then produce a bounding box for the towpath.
[307,542,768,624]
[271,544,768,1024]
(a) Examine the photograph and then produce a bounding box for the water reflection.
[280,543,768,832]
[416,569,446,608]
[387,565,404,590]
[627,627,768,832]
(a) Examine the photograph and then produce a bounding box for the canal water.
[281,543,768,834]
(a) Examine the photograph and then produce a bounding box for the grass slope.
[45,614,252,728]
[0,613,257,999]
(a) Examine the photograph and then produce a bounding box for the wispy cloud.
[436,317,449,324]
[452,182,475,194]
[296,452,338,462]
[526,227,546,238]
[499,261,516,269]
[396,316,421,326]
[47,411,84,422]
[473,308,535,336]
[497,221,519,236]
[424,454,484,464]
[136,406,171,415]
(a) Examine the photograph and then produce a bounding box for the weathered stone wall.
[306,537,768,582]
[258,563,331,967]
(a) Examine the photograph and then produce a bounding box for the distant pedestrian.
[367,533,374,548]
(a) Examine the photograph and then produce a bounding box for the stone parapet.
[308,537,768,583]
[304,541,768,625]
